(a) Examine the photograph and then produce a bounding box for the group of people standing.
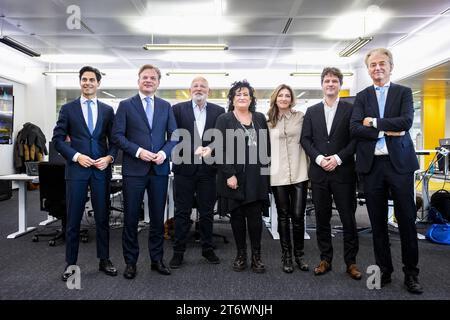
[53,47,422,295]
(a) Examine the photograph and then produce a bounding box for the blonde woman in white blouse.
[268,84,309,273]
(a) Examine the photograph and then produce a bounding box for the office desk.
[0,174,38,239]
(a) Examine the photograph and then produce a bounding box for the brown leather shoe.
[346,264,362,280]
[314,260,331,275]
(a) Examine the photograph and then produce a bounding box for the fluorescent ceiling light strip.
[166,71,229,76]
[42,71,106,76]
[339,37,373,57]
[427,78,450,81]
[143,43,228,51]
[290,72,354,76]
[0,36,41,57]
[102,91,116,98]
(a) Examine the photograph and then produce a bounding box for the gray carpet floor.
[0,189,449,300]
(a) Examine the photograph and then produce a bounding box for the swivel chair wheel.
[48,240,56,246]
[32,235,39,242]
[81,235,89,243]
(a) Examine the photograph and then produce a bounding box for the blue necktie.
[145,96,153,129]
[86,99,94,134]
[375,87,386,150]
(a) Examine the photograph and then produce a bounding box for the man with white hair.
[170,77,225,269]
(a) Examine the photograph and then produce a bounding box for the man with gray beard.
[170,77,225,269]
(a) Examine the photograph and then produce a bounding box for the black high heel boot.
[282,251,294,273]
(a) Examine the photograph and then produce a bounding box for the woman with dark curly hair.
[215,80,270,273]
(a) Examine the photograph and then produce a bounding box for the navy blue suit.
[112,94,177,264]
[53,98,117,265]
[171,101,224,253]
[350,83,420,276]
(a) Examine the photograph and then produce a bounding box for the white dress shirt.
[192,101,207,138]
[72,96,98,162]
[315,98,342,166]
[135,91,166,160]
[372,82,390,155]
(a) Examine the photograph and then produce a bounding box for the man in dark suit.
[350,48,423,294]
[53,66,118,281]
[169,77,225,268]
[301,67,361,280]
[112,64,177,279]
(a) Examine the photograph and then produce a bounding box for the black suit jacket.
[350,83,419,174]
[301,100,356,184]
[171,100,225,176]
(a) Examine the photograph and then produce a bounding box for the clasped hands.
[77,154,112,170]
[139,149,165,165]
[362,117,405,136]
[320,156,338,172]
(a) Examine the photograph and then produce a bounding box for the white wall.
[0,45,56,175]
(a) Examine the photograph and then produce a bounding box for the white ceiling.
[1,0,450,102]
[0,0,449,74]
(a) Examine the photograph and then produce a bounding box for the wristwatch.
[369,119,374,127]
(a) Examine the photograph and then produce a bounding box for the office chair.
[32,162,89,246]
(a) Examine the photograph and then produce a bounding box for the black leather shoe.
[232,250,247,272]
[381,272,392,287]
[404,275,423,294]
[61,267,74,282]
[151,260,171,275]
[99,259,118,276]
[169,252,184,269]
[123,264,137,279]
[202,249,220,264]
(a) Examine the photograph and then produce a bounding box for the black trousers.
[363,156,419,276]
[173,173,216,253]
[311,180,358,266]
[271,181,307,257]
[230,201,263,252]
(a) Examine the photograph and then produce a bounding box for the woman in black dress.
[215,80,270,273]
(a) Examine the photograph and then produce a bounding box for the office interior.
[0,0,449,301]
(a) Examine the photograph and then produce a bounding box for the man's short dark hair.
[79,66,102,82]
[321,67,343,85]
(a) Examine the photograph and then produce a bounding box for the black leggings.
[230,201,263,252]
